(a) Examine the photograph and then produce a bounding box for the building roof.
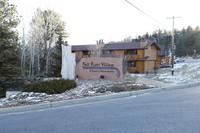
[103,42,144,50]
[158,44,165,56]
[72,40,160,51]
[72,45,92,51]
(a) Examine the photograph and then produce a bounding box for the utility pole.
[167,16,181,75]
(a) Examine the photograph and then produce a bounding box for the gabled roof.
[146,42,161,50]
[72,40,160,51]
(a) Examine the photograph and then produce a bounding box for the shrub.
[0,77,25,97]
[21,79,77,94]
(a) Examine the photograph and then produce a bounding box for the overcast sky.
[10,0,200,45]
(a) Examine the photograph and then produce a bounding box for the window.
[104,50,114,54]
[124,50,137,55]
[128,61,136,67]
[83,51,89,55]
[110,50,114,54]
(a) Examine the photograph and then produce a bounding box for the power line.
[125,0,166,28]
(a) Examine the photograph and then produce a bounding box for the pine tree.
[0,0,20,77]
[0,0,20,97]
[50,33,68,77]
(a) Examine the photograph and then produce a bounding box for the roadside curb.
[0,82,200,115]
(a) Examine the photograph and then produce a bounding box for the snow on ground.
[1,57,200,108]
[0,80,114,108]
[0,80,154,108]
[131,57,200,85]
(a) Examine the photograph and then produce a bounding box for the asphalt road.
[1,85,200,133]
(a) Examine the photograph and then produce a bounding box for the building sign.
[76,57,123,82]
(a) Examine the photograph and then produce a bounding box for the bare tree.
[87,39,105,57]
[27,9,67,77]
[20,27,26,77]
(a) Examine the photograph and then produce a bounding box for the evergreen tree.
[185,26,195,56]
[0,0,20,77]
[0,0,20,97]
[50,33,64,77]
[113,26,200,57]
[50,33,68,77]
[193,26,200,56]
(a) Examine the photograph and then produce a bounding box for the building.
[72,40,165,73]
[158,44,170,67]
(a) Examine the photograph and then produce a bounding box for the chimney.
[140,40,148,47]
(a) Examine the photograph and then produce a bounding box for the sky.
[10,0,200,45]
